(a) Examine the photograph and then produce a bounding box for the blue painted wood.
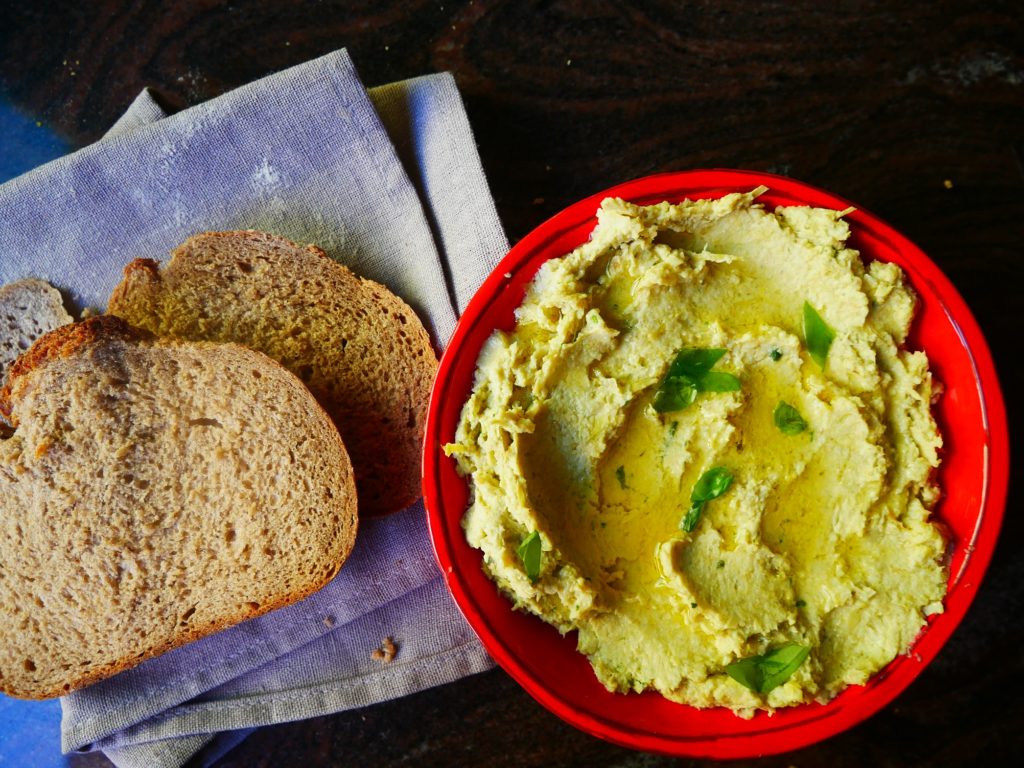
[0,99,69,184]
[0,697,72,767]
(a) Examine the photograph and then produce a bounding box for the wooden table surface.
[2,2,1021,766]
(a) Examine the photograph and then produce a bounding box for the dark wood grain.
[1,1,1022,766]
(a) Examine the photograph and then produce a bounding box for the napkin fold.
[0,49,505,768]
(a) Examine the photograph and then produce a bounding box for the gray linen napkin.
[0,49,506,768]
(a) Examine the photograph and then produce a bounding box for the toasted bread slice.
[0,279,72,387]
[108,231,437,516]
[0,316,357,699]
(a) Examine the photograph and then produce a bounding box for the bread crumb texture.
[0,279,73,388]
[371,637,397,664]
[108,230,438,516]
[0,317,357,699]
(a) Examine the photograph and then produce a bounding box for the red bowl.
[422,169,1009,759]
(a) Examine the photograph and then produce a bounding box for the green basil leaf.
[697,371,742,392]
[667,348,726,379]
[802,302,835,368]
[773,401,808,435]
[758,644,811,692]
[691,466,734,503]
[615,465,627,489]
[724,655,763,692]
[517,531,542,582]
[656,348,740,412]
[680,500,704,532]
[653,374,699,413]
[726,644,810,694]
[769,348,783,361]
[682,467,733,532]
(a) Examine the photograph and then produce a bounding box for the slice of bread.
[0,316,358,699]
[108,231,438,516]
[0,279,73,386]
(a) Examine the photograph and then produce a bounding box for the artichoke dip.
[444,189,946,714]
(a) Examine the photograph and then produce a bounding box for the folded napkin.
[0,49,507,768]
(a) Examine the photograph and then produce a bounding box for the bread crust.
[6,555,347,700]
[0,279,74,427]
[108,230,438,516]
[0,316,358,699]
[1,316,145,422]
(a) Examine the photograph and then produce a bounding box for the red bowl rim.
[422,169,1009,758]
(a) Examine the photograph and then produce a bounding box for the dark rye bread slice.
[0,316,357,699]
[108,230,438,516]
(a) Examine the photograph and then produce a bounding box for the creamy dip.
[445,189,946,713]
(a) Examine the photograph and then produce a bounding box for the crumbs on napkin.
[371,636,397,664]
